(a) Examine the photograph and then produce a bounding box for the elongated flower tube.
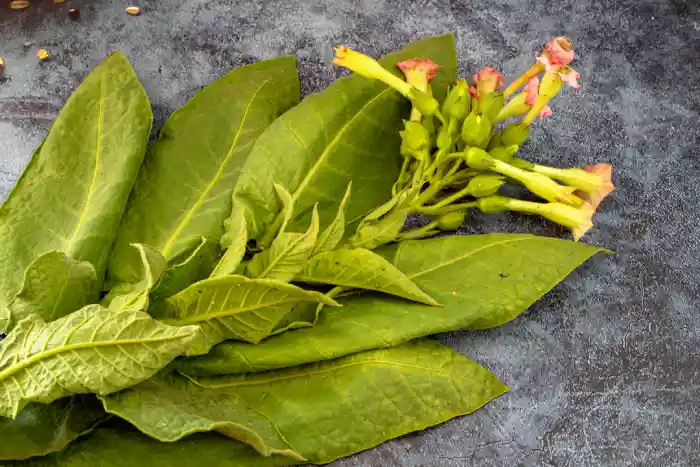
[495,77,552,122]
[531,163,615,199]
[503,36,576,97]
[398,58,440,120]
[521,69,579,125]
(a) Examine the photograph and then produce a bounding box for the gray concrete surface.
[1,0,699,465]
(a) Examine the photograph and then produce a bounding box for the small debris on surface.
[37,49,50,60]
[9,0,30,10]
[0,57,4,76]
[55,0,65,3]
[125,6,141,15]
[68,7,80,19]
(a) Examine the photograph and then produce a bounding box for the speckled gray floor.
[1,0,699,466]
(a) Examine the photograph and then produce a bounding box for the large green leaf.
[295,248,438,305]
[6,251,98,332]
[0,305,200,418]
[0,397,105,461]
[107,57,300,285]
[102,244,166,312]
[234,34,457,244]
[0,52,152,315]
[154,276,340,354]
[10,424,293,467]
[102,340,507,464]
[179,234,603,376]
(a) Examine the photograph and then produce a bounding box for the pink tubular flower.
[524,77,553,119]
[397,58,440,83]
[470,66,505,98]
[575,164,615,210]
[536,36,575,71]
[557,67,581,88]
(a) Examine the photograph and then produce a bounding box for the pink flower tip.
[558,67,581,88]
[536,36,575,71]
[524,77,540,106]
[575,163,615,210]
[471,66,505,98]
[397,58,440,83]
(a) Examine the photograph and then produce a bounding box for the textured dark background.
[1,0,699,465]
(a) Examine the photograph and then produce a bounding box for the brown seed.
[37,49,49,60]
[125,6,141,15]
[68,7,80,19]
[9,0,30,10]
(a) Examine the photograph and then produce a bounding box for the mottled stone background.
[1,0,699,465]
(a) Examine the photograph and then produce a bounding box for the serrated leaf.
[296,248,438,305]
[179,234,604,376]
[0,52,152,314]
[153,275,340,354]
[0,305,200,418]
[246,207,319,282]
[313,182,352,255]
[102,244,166,312]
[234,34,457,243]
[0,397,105,461]
[107,57,300,286]
[7,251,98,332]
[103,340,506,464]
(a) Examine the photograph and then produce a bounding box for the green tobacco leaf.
[0,305,200,418]
[269,286,345,336]
[349,206,408,249]
[102,244,166,312]
[107,57,300,285]
[7,251,98,331]
[153,276,340,354]
[103,340,507,464]
[296,248,438,305]
[246,207,319,282]
[0,396,105,461]
[234,34,457,243]
[179,234,604,376]
[211,200,248,278]
[151,237,219,303]
[313,182,352,255]
[9,424,294,467]
[0,52,152,314]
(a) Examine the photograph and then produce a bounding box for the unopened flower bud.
[463,147,495,171]
[461,114,492,148]
[465,174,506,197]
[499,122,530,145]
[400,120,431,160]
[479,92,505,121]
[489,144,520,163]
[408,88,441,117]
[437,210,466,230]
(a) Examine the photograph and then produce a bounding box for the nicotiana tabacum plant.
[0,34,610,467]
[333,36,615,246]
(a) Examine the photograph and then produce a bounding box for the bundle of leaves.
[0,34,607,466]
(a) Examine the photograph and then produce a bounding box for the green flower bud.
[479,92,505,121]
[443,79,471,120]
[399,120,430,160]
[465,174,506,197]
[436,118,461,150]
[489,144,519,163]
[461,114,492,148]
[437,210,466,230]
[408,88,440,116]
[475,196,512,213]
[500,122,530,146]
[463,147,495,171]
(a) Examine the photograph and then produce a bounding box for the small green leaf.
[349,207,407,249]
[153,275,340,354]
[0,397,105,461]
[296,248,438,305]
[246,207,319,282]
[313,182,352,255]
[7,251,98,331]
[268,286,345,336]
[102,244,167,312]
[179,234,604,376]
[0,305,200,418]
[103,340,507,464]
[211,200,248,278]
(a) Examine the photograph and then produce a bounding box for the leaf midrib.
[160,78,273,258]
[198,359,479,389]
[0,334,189,383]
[165,298,307,326]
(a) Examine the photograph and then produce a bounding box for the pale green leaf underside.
[0,305,199,418]
[234,34,458,242]
[154,275,340,354]
[179,234,603,376]
[107,57,300,285]
[211,199,248,278]
[0,52,153,313]
[246,207,319,283]
[7,251,98,332]
[103,340,507,464]
[296,248,438,305]
[102,244,166,312]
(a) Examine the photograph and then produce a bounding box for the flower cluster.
[332,37,613,242]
